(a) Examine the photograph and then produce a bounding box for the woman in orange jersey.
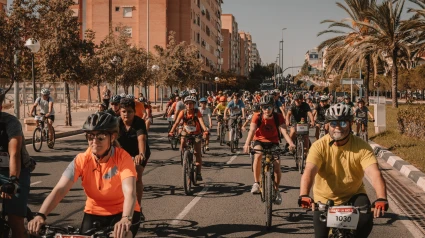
[28,112,140,238]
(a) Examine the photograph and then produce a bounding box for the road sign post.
[341,78,363,99]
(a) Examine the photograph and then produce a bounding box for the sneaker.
[226,141,231,147]
[196,173,203,181]
[206,146,210,151]
[274,190,282,205]
[251,183,260,194]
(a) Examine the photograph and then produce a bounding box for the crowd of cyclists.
[0,85,387,237]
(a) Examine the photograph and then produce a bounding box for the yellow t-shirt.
[307,134,377,205]
[215,103,227,115]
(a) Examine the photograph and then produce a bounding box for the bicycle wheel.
[297,139,304,174]
[182,151,193,195]
[202,140,206,154]
[32,128,43,152]
[47,127,56,149]
[191,153,198,187]
[180,149,184,166]
[220,125,225,146]
[265,166,274,229]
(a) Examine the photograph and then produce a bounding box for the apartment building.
[73,0,224,100]
[305,47,326,70]
[246,33,254,72]
[251,43,261,67]
[221,14,240,74]
[239,31,249,77]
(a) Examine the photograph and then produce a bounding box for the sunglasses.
[329,121,349,128]
[86,133,108,141]
[185,102,194,105]
[261,105,273,110]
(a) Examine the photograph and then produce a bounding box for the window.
[124,27,132,37]
[197,0,200,7]
[115,26,121,32]
[206,26,210,36]
[123,7,132,17]
[197,15,200,26]
[115,6,120,12]
[197,33,200,44]
[206,10,210,20]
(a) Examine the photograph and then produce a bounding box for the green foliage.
[397,105,425,140]
[300,60,310,75]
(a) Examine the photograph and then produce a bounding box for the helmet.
[111,95,121,104]
[325,103,354,122]
[344,95,350,99]
[184,96,197,103]
[179,90,189,98]
[199,97,207,103]
[126,94,135,100]
[252,104,260,111]
[259,95,274,106]
[293,93,303,100]
[82,112,119,133]
[189,89,197,94]
[320,96,329,101]
[41,88,50,95]
[219,96,226,102]
[120,93,126,98]
[218,91,223,94]
[169,95,175,100]
[357,98,365,103]
[232,92,240,98]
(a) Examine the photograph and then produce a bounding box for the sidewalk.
[3,102,167,144]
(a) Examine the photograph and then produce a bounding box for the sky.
[221,0,417,72]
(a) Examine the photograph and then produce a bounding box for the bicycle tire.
[202,141,206,154]
[191,152,198,187]
[32,127,43,152]
[47,127,56,149]
[220,125,225,146]
[297,139,304,174]
[182,151,193,195]
[180,149,184,166]
[265,166,273,229]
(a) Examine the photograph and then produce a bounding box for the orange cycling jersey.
[135,100,145,119]
[178,109,202,135]
[62,147,140,215]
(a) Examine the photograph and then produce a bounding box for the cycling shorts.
[0,167,30,217]
[81,211,141,237]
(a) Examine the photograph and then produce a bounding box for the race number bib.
[55,235,91,238]
[326,206,360,230]
[0,152,10,168]
[184,125,197,133]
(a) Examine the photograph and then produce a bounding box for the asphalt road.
[26,117,423,237]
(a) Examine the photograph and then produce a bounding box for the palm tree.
[354,0,418,108]
[317,0,377,103]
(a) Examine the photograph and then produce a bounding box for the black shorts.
[81,211,141,237]
[41,114,55,122]
[253,140,279,149]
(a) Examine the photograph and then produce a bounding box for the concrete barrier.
[23,118,37,132]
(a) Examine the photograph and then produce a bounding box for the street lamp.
[110,56,121,95]
[151,64,159,105]
[25,38,41,102]
[215,77,220,92]
[280,28,287,88]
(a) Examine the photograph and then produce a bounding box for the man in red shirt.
[243,95,295,205]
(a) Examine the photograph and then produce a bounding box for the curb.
[369,140,425,193]
[23,113,165,145]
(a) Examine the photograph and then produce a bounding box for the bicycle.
[32,115,56,152]
[37,222,114,238]
[181,133,202,195]
[312,199,370,238]
[294,123,310,174]
[229,116,242,153]
[201,137,207,155]
[216,116,227,146]
[318,121,326,139]
[250,145,284,230]
[355,118,374,142]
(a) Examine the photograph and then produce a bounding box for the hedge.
[397,105,425,140]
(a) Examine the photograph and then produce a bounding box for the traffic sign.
[341,78,363,85]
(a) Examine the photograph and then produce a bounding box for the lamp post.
[25,38,41,102]
[111,56,121,95]
[215,77,219,92]
[151,64,159,105]
[280,28,287,88]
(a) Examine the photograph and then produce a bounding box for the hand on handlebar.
[298,195,314,209]
[1,182,18,199]
[168,132,174,137]
[372,198,388,218]
[27,215,46,236]
[243,144,251,154]
[114,217,132,238]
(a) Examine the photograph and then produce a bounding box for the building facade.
[305,47,326,71]
[238,31,249,77]
[221,14,240,74]
[251,43,261,67]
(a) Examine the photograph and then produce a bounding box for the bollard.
[170,186,175,195]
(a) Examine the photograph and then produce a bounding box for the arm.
[243,123,257,153]
[299,162,319,196]
[224,108,229,119]
[308,111,315,127]
[364,164,387,199]
[46,100,53,117]
[208,114,212,129]
[8,136,22,179]
[241,108,246,119]
[134,134,147,165]
[29,102,38,116]
[120,176,136,218]
[286,111,292,126]
[279,124,295,147]
[198,115,208,132]
[368,111,374,120]
[169,112,183,133]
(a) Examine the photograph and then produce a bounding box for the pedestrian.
[102,85,111,109]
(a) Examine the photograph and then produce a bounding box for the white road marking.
[30,181,42,186]
[226,152,240,164]
[170,185,211,225]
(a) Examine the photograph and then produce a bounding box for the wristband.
[34,212,47,221]
[122,215,132,221]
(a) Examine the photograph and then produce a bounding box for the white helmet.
[41,88,50,95]
[189,89,197,94]
[325,103,353,122]
[320,96,329,101]
[184,96,197,103]
[126,94,135,100]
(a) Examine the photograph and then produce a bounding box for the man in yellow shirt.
[298,103,388,238]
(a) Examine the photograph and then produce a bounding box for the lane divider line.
[170,184,211,226]
[226,152,240,164]
[30,181,42,186]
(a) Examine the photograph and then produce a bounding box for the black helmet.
[82,112,119,133]
[111,95,121,104]
[293,93,303,100]
[325,103,354,122]
[259,95,274,105]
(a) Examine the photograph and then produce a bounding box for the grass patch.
[367,104,425,172]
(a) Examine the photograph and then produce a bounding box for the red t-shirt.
[251,112,285,143]
[178,109,202,135]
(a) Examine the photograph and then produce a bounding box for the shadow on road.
[140,219,199,237]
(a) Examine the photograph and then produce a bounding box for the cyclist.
[298,103,388,237]
[173,91,189,123]
[286,93,314,153]
[127,94,146,121]
[198,97,212,151]
[270,89,285,115]
[97,103,107,113]
[117,98,150,222]
[214,91,224,106]
[106,95,122,117]
[163,96,175,119]
[243,95,295,204]
[212,96,228,141]
[27,112,141,237]
[145,101,153,131]
[30,88,55,148]
[168,96,209,181]
[342,94,355,112]
[224,93,246,145]
[189,89,199,108]
[242,104,261,131]
[313,96,330,140]
[0,89,33,238]
[354,98,374,138]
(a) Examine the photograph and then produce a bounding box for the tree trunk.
[124,86,129,95]
[97,81,101,103]
[88,84,92,103]
[64,82,73,126]
[365,55,371,105]
[391,51,398,108]
[144,79,148,99]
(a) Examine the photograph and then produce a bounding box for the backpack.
[256,112,282,143]
[183,108,200,124]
